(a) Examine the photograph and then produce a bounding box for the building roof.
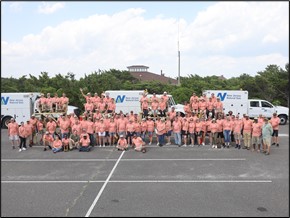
[127,65,149,69]
[129,71,178,85]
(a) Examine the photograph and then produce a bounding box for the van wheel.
[1,116,12,129]
[278,115,287,125]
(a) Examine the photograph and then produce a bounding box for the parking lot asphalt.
[1,125,289,217]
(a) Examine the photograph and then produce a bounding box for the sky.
[1,1,289,80]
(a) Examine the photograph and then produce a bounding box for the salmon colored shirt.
[107,102,116,111]
[188,122,196,133]
[156,122,166,135]
[270,117,280,130]
[117,119,127,132]
[85,102,94,111]
[98,122,107,133]
[46,121,57,134]
[109,122,117,133]
[59,119,70,133]
[62,138,70,146]
[142,101,149,110]
[159,101,167,110]
[165,121,172,131]
[132,137,144,147]
[223,120,233,131]
[206,120,212,131]
[19,126,27,138]
[126,123,135,132]
[243,119,253,133]
[172,121,182,133]
[134,122,141,133]
[79,138,90,147]
[8,122,19,136]
[233,119,243,133]
[190,95,199,103]
[24,123,33,135]
[191,101,199,110]
[72,123,82,136]
[117,138,128,148]
[37,122,44,131]
[200,121,207,132]
[210,123,219,133]
[98,102,106,111]
[93,112,102,120]
[198,101,207,110]
[53,139,62,148]
[146,120,155,132]
[86,121,95,134]
[207,101,214,110]
[141,122,147,132]
[151,101,159,110]
[151,96,159,103]
[60,96,69,105]
[29,118,38,130]
[214,101,223,111]
[195,122,202,132]
[252,123,262,137]
[94,121,100,133]
[216,119,224,132]
[182,121,189,131]
[43,134,54,142]
[168,111,176,121]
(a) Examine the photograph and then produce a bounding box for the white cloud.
[37,2,65,14]
[2,2,289,80]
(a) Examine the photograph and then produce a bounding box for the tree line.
[1,63,289,110]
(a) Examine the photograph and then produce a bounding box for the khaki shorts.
[263,137,271,146]
[234,133,241,140]
[252,136,261,145]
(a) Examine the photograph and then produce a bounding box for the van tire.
[278,115,287,125]
[1,116,13,129]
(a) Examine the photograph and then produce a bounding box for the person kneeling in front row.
[116,134,128,151]
[52,135,62,153]
[132,133,146,153]
[79,135,91,152]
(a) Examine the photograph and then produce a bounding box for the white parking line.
[1,158,246,162]
[85,150,125,217]
[2,180,272,183]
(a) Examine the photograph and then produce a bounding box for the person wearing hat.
[80,88,92,103]
[116,134,128,151]
[132,133,146,153]
[270,112,280,147]
[7,118,19,149]
[262,117,273,155]
[242,114,252,150]
[251,117,262,152]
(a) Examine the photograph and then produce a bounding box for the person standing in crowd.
[270,112,280,147]
[46,117,57,138]
[172,116,182,146]
[262,118,273,155]
[252,117,262,152]
[223,116,233,148]
[242,114,252,150]
[181,117,189,147]
[108,117,117,146]
[7,118,19,149]
[233,114,243,149]
[116,134,128,151]
[18,121,27,152]
[29,115,38,146]
[156,118,166,147]
[146,116,155,145]
[126,119,135,147]
[159,98,167,117]
[132,133,146,153]
[24,120,34,147]
[206,97,215,118]
[165,117,172,145]
[36,118,45,145]
[141,118,148,142]
[188,117,196,147]
[210,118,219,149]
[214,98,223,118]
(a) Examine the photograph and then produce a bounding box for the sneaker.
[157,143,160,146]
[142,148,146,153]
[202,142,205,146]
[103,145,105,147]
[43,148,47,151]
[182,144,187,147]
[276,144,279,147]
[48,145,52,150]
[272,143,275,146]
[149,142,152,145]
[22,147,26,151]
[212,145,215,148]
[265,152,270,155]
[166,142,171,145]
[12,146,15,149]
[99,145,102,147]
[19,148,22,152]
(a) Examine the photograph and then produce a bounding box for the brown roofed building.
[127,65,178,85]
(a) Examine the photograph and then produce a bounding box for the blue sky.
[2,1,289,79]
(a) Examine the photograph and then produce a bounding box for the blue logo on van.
[217,93,227,101]
[116,95,125,103]
[1,97,9,105]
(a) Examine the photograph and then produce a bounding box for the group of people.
[36,92,69,113]
[7,90,281,155]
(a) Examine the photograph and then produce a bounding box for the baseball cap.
[120,134,124,137]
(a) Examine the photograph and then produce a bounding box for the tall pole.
[177,19,181,86]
